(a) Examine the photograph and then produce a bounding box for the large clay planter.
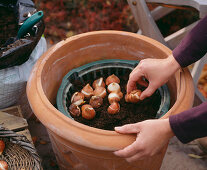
[27,31,194,170]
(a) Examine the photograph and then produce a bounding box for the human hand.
[114,119,174,162]
[127,55,180,100]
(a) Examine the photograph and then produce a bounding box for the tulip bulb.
[82,104,96,120]
[69,104,81,117]
[125,90,142,103]
[81,84,93,98]
[71,92,84,104]
[0,160,8,170]
[93,86,107,98]
[108,92,121,104]
[106,74,120,85]
[108,102,120,114]
[92,77,105,89]
[89,96,103,108]
[107,82,121,93]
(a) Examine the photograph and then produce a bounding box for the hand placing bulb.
[125,90,142,103]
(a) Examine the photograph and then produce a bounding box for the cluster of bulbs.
[69,74,142,120]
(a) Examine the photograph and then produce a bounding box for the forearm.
[163,118,175,139]
[165,54,181,74]
[173,15,207,67]
[169,102,207,143]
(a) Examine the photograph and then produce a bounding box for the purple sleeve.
[169,102,207,143]
[170,15,207,143]
[173,15,207,67]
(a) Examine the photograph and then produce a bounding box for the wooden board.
[0,111,27,131]
[16,129,33,143]
[0,105,23,117]
[0,105,33,144]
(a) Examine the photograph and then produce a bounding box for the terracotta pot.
[27,31,194,170]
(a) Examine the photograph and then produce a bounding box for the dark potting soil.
[67,74,161,131]
[5,39,25,49]
[0,7,18,47]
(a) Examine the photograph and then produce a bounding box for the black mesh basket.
[57,59,170,120]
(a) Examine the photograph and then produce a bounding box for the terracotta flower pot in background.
[27,31,194,170]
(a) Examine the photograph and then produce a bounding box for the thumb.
[140,83,156,100]
[115,123,139,134]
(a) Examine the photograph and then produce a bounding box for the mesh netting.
[0,126,42,170]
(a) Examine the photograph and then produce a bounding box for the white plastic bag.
[0,37,47,109]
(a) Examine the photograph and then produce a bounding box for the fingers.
[126,153,146,162]
[140,83,156,100]
[114,141,148,162]
[114,123,142,158]
[115,123,139,134]
[114,141,141,158]
[127,79,137,94]
[127,69,144,93]
[137,78,148,87]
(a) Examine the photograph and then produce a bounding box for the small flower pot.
[27,31,194,170]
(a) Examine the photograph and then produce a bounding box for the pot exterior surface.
[27,31,194,170]
[49,130,167,170]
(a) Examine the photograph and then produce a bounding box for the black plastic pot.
[0,0,44,70]
[57,59,170,119]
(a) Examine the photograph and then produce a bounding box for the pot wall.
[27,31,194,170]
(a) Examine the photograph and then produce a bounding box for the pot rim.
[27,30,194,150]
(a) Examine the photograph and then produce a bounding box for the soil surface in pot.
[67,74,161,131]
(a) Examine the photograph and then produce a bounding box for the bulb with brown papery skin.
[108,92,121,104]
[117,91,123,99]
[107,82,121,93]
[125,89,142,103]
[69,104,81,117]
[92,77,105,89]
[73,99,85,106]
[108,102,120,114]
[93,86,107,98]
[0,160,8,170]
[106,74,120,85]
[89,96,103,108]
[82,104,96,120]
[71,92,84,104]
[0,140,5,155]
[81,84,93,98]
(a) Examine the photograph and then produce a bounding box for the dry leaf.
[66,31,75,38]
[32,136,37,144]
[50,160,56,167]
[0,140,5,155]
[49,39,54,45]
[188,154,203,159]
[40,140,47,145]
